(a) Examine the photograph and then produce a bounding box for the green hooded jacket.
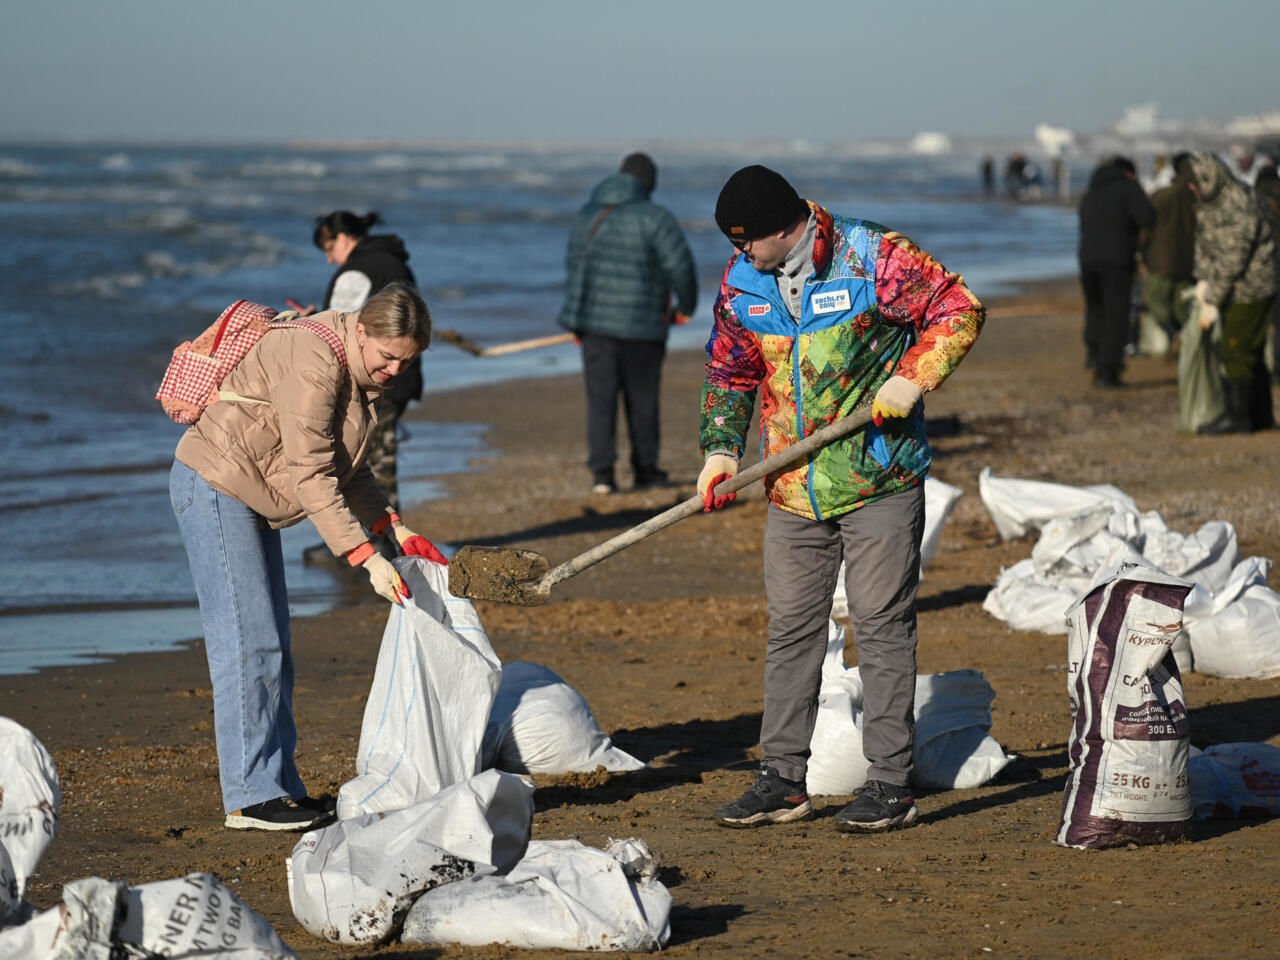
[557,173,697,342]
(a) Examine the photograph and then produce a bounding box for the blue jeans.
[169,460,305,813]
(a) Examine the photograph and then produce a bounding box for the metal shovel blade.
[448,545,553,606]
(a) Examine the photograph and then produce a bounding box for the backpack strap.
[214,319,350,406]
[272,318,348,366]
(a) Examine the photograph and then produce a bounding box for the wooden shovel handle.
[541,406,876,590]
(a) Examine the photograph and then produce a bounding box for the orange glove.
[393,524,448,565]
[697,453,739,512]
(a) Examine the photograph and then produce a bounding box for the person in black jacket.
[1077,156,1156,387]
[301,211,422,509]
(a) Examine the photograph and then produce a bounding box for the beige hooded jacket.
[175,309,392,556]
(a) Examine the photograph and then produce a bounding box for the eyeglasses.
[730,236,754,252]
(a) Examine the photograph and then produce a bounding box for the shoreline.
[0,274,1081,680]
[12,272,1280,959]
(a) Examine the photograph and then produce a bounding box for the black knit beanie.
[715,165,806,241]
[620,152,657,192]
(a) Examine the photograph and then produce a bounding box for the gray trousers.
[760,485,925,788]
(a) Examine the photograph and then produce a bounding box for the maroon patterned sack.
[1056,563,1194,849]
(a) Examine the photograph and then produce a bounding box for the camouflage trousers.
[367,397,406,510]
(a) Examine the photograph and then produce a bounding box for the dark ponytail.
[312,210,383,249]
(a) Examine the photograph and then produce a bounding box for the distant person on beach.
[1252,163,1280,385]
[1185,151,1277,433]
[1142,152,1197,342]
[298,211,421,510]
[169,283,446,831]
[981,155,995,196]
[557,152,698,494]
[700,165,984,832]
[1077,155,1155,387]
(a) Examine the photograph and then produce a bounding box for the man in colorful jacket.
[700,165,984,832]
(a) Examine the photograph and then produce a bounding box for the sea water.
[0,142,1082,674]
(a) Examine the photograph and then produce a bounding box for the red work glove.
[697,453,739,512]
[670,312,691,326]
[393,524,448,565]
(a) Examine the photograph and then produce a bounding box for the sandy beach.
[11,276,1280,959]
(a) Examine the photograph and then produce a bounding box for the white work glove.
[1193,279,1220,331]
[871,375,923,426]
[697,453,739,512]
[362,553,410,605]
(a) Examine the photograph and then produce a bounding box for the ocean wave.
[0,156,41,177]
[239,158,328,178]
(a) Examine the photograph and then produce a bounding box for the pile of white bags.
[293,558,670,952]
[979,469,1280,678]
[0,718,299,958]
[1056,564,1194,849]
[483,662,644,775]
[806,624,1013,796]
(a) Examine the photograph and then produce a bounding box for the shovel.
[448,406,875,606]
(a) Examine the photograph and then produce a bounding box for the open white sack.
[401,838,671,952]
[1189,742,1280,819]
[483,662,644,775]
[0,717,61,928]
[337,558,502,819]
[288,769,533,946]
[830,476,961,623]
[1184,558,1280,679]
[0,873,297,960]
[978,467,1138,541]
[806,625,1013,796]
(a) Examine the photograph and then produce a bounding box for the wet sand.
[11,277,1280,958]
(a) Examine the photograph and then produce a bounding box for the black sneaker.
[714,767,813,828]
[591,470,617,495]
[225,797,328,832]
[834,779,919,833]
[298,794,338,818]
[633,468,670,490]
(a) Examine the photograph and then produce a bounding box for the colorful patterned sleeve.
[874,232,985,391]
[700,270,764,456]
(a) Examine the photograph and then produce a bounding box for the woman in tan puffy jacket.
[169,282,445,831]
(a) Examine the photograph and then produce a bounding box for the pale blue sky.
[2,0,1273,143]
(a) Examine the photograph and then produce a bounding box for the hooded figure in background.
[557,152,698,494]
[1186,152,1277,433]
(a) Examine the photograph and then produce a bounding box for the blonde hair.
[358,281,431,349]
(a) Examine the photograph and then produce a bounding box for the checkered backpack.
[156,300,347,425]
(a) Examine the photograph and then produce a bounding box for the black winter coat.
[1077,165,1156,268]
[324,234,422,407]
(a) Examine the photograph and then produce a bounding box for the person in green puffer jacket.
[557,153,698,493]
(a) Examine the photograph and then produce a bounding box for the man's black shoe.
[633,468,670,490]
[835,779,919,833]
[714,767,813,828]
[225,796,329,832]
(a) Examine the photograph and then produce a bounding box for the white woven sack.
[0,718,61,927]
[288,770,533,946]
[401,838,671,951]
[483,662,644,775]
[338,558,502,819]
[0,874,297,960]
